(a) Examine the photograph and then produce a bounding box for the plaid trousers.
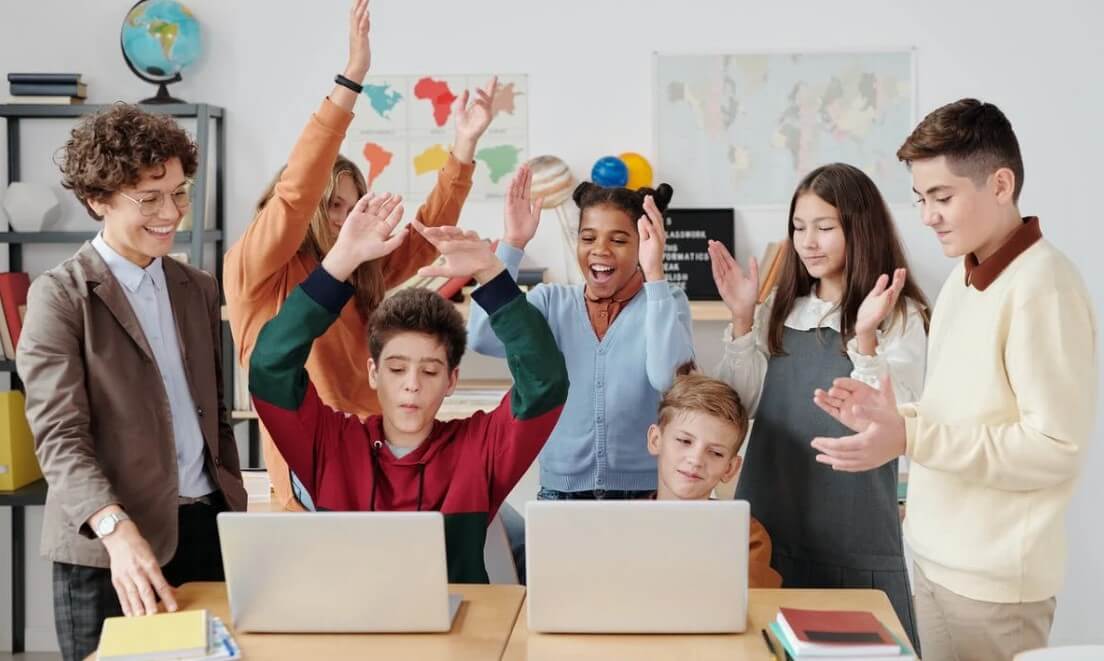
[52,498,226,661]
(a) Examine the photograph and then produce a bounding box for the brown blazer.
[16,243,246,568]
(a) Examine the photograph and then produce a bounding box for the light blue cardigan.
[467,243,695,492]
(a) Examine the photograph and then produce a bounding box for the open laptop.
[525,500,750,633]
[216,511,462,633]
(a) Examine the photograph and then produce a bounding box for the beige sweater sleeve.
[904,289,1097,491]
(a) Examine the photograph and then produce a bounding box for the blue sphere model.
[591,156,629,187]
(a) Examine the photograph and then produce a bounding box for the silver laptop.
[217,511,462,633]
[525,500,750,633]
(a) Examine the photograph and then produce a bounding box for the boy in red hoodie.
[248,193,568,582]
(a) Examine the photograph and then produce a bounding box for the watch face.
[97,515,116,536]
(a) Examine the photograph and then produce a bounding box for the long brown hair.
[255,154,385,318]
[767,163,930,356]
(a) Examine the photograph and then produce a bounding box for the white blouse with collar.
[714,289,928,417]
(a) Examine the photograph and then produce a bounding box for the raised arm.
[225,0,373,302]
[467,165,551,357]
[709,241,770,415]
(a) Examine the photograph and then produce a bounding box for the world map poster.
[655,52,914,206]
[343,73,528,205]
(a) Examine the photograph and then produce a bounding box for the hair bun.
[638,183,674,212]
[572,181,596,206]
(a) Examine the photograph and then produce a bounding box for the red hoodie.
[249,266,569,582]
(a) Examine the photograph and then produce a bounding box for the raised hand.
[637,195,667,282]
[811,375,906,472]
[453,76,499,163]
[856,268,907,339]
[413,222,504,285]
[322,192,407,281]
[502,165,544,250]
[708,240,759,335]
[345,0,371,80]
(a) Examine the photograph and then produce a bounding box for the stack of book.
[0,273,30,361]
[768,607,915,660]
[97,609,240,660]
[6,73,86,105]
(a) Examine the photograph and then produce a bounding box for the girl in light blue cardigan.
[468,166,694,499]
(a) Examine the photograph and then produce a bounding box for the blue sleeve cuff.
[301,265,355,314]
[471,269,522,316]
[495,242,525,268]
[645,280,674,301]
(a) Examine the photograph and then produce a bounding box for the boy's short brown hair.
[657,374,749,452]
[896,98,1025,203]
[368,288,467,370]
[58,103,199,220]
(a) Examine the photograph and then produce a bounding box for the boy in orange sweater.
[647,373,781,588]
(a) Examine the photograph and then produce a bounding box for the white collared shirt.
[92,234,217,497]
[714,288,928,417]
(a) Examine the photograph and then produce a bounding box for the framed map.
[343,73,528,204]
[655,51,915,207]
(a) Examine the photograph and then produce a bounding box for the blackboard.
[661,208,734,300]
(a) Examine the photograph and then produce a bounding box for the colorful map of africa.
[413,77,456,127]
[363,83,403,118]
[475,145,522,183]
[361,143,393,186]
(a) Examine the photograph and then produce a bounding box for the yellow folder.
[0,390,41,491]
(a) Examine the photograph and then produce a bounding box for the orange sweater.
[750,516,783,589]
[224,98,474,508]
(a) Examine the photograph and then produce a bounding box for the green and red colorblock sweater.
[249,266,568,583]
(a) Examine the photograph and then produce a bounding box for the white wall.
[1,0,1101,650]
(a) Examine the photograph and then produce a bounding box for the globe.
[120,0,201,104]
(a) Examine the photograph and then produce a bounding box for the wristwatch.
[94,511,130,538]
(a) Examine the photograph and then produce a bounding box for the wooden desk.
[502,589,913,661]
[167,582,525,660]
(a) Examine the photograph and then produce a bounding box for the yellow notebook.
[98,609,209,660]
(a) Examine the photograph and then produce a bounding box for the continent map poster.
[343,73,529,205]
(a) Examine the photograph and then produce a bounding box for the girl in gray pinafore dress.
[709,164,930,650]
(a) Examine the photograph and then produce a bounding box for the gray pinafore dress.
[734,326,918,650]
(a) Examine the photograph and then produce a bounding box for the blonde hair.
[656,374,749,452]
[255,154,386,317]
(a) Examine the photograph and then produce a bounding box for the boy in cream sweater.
[811,99,1097,660]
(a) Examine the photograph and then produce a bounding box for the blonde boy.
[647,374,781,588]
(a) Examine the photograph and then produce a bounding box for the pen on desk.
[760,628,778,660]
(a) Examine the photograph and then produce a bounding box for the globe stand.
[140,77,185,105]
